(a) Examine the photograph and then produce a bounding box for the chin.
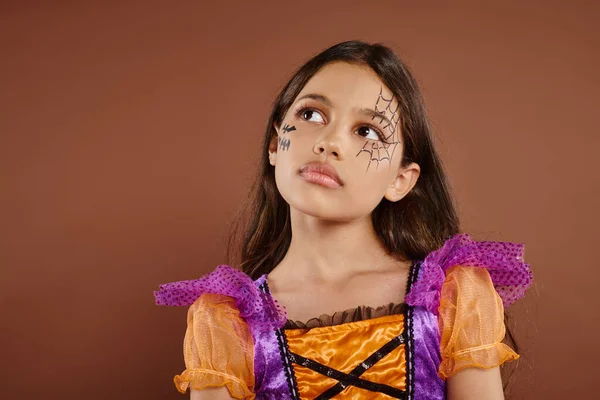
[283,193,366,222]
[276,175,376,222]
[295,205,351,221]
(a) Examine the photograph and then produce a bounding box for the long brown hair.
[228,40,460,279]
[228,40,518,393]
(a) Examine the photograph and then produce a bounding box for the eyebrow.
[295,93,393,129]
[357,108,393,130]
[296,93,332,107]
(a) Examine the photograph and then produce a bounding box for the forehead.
[297,62,396,109]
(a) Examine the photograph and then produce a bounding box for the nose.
[313,125,343,158]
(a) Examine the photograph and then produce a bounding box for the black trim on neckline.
[404,260,420,400]
[259,282,301,400]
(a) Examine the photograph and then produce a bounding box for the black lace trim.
[260,282,300,400]
[404,261,420,400]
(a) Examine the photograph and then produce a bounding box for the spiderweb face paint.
[374,87,400,136]
[356,88,401,171]
[356,141,400,171]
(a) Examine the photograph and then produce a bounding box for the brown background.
[1,1,598,399]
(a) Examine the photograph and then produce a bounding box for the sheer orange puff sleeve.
[174,292,256,399]
[437,266,519,379]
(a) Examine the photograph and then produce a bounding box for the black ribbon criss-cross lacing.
[289,332,407,399]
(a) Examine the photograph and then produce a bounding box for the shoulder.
[439,266,503,319]
[185,293,255,351]
[154,265,256,306]
[154,265,286,331]
[406,233,533,314]
[188,292,243,319]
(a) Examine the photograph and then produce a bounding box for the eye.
[356,125,385,142]
[297,107,325,124]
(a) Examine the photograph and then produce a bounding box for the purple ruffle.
[405,233,533,315]
[153,265,287,331]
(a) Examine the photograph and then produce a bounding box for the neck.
[274,207,396,284]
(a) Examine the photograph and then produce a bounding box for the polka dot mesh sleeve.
[154,265,287,332]
[405,233,533,314]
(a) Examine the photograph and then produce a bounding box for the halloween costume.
[154,234,532,399]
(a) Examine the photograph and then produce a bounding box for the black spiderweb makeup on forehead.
[374,87,401,136]
[356,87,401,171]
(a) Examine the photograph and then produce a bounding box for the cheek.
[273,149,302,197]
[354,140,402,172]
[277,129,316,163]
[349,171,391,200]
[346,154,401,197]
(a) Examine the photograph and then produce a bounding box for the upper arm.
[438,267,519,379]
[174,293,255,398]
[446,366,504,400]
[438,266,519,399]
[191,387,236,400]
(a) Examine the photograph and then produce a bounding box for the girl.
[154,41,533,400]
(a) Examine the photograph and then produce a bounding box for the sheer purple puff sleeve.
[153,265,287,332]
[405,233,533,315]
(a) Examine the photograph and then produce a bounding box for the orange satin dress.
[285,313,408,399]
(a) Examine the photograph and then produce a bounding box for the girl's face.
[269,62,420,221]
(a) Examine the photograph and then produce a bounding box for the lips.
[298,162,343,188]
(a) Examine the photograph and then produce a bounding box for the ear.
[268,122,280,166]
[384,162,421,202]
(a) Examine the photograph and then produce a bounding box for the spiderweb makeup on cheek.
[356,141,400,171]
[356,88,401,171]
